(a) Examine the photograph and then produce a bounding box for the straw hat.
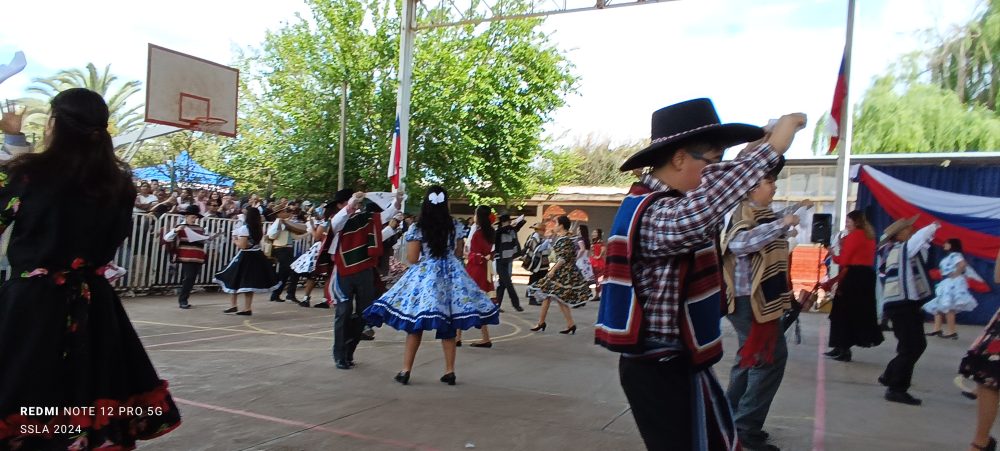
[880,215,919,244]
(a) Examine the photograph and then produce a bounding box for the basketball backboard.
[145,44,239,137]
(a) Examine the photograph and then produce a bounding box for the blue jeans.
[726,295,788,443]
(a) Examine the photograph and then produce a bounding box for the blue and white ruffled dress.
[924,253,978,314]
[363,224,500,339]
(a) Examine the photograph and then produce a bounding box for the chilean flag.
[387,117,402,191]
[854,164,1000,263]
[826,53,847,154]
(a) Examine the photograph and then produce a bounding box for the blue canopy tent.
[855,160,1000,325]
[133,151,233,188]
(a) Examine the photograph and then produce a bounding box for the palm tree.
[18,63,143,139]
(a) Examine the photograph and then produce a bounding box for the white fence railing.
[0,213,315,294]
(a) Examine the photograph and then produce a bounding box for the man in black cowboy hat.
[595,98,806,451]
[494,212,527,312]
[163,205,211,309]
[320,187,404,369]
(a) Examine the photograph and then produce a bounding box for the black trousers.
[619,356,694,451]
[333,270,375,363]
[270,247,295,300]
[177,262,202,307]
[495,258,520,308]
[882,302,927,392]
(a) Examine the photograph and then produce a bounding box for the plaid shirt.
[634,143,781,342]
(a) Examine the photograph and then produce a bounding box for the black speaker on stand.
[811,213,833,247]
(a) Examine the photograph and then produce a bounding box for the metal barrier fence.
[0,213,316,295]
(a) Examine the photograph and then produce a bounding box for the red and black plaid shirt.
[634,143,781,342]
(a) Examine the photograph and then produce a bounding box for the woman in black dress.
[213,206,279,315]
[0,88,181,449]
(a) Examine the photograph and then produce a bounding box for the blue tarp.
[133,151,233,188]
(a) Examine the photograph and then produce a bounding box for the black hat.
[181,204,203,218]
[333,188,356,205]
[494,213,511,226]
[765,156,786,180]
[619,98,765,171]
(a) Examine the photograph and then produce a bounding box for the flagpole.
[832,0,856,231]
[394,0,416,202]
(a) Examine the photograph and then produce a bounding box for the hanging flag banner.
[853,164,1000,260]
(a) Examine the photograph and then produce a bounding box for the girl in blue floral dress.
[364,186,500,386]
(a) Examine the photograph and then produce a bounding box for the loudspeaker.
[811,214,833,246]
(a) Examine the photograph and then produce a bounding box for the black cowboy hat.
[181,204,203,218]
[619,98,765,171]
[333,188,356,205]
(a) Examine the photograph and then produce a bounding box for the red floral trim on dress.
[0,381,181,450]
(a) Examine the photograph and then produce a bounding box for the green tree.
[18,63,143,139]
[224,0,577,203]
[549,135,644,187]
[851,1,1000,153]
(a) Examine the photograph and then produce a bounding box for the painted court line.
[813,325,827,451]
[173,397,440,451]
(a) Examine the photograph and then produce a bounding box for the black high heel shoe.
[972,437,997,451]
[394,371,410,385]
[559,325,577,335]
[530,322,546,332]
[440,372,456,385]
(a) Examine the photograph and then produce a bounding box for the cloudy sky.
[0,0,982,158]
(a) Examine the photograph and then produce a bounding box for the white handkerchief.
[0,52,27,86]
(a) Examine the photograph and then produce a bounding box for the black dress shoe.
[313,302,330,308]
[179,304,191,309]
[925,330,943,337]
[395,371,410,385]
[971,437,997,451]
[470,341,493,348]
[236,310,252,316]
[885,390,922,406]
[514,306,524,312]
[270,297,285,302]
[941,333,959,340]
[440,372,456,385]
[832,349,852,362]
[299,301,311,307]
[336,360,351,370]
[223,307,238,314]
[456,340,462,347]
[824,348,842,357]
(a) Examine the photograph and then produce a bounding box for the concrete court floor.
[127,285,988,451]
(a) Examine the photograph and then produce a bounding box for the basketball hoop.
[188,116,228,135]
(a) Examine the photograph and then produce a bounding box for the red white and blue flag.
[826,53,848,154]
[387,117,402,191]
[854,164,1000,265]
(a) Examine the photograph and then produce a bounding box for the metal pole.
[832,0,856,230]
[395,0,417,201]
[338,81,348,190]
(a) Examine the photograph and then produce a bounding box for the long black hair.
[474,205,495,244]
[578,223,591,250]
[946,238,963,253]
[417,185,455,259]
[243,206,264,245]
[6,88,134,204]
